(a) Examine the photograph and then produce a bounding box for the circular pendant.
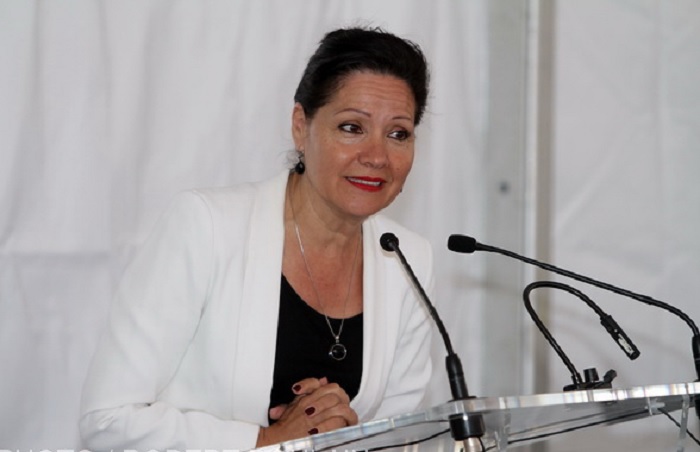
[329,343,347,361]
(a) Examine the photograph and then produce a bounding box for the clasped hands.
[256,377,359,447]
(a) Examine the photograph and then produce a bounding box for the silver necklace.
[290,202,361,361]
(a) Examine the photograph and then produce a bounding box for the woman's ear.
[291,103,308,150]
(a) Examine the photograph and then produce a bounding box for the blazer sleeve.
[79,191,260,451]
[372,236,434,420]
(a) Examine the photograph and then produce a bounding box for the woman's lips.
[347,176,385,192]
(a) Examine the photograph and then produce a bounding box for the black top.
[268,274,363,423]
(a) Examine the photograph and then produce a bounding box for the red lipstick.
[346,176,384,192]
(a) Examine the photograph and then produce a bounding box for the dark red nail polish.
[308,427,319,435]
[292,384,302,393]
[305,406,315,416]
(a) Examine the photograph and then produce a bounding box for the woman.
[80,27,435,450]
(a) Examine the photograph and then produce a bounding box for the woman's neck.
[286,173,363,253]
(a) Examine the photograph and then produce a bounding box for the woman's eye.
[388,129,411,141]
[339,123,362,134]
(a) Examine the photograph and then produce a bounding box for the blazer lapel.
[351,218,392,421]
[232,171,288,425]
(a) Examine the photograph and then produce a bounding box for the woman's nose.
[358,135,389,168]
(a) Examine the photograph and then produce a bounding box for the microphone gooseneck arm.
[449,235,699,362]
[523,282,583,387]
[524,281,640,390]
[380,232,484,446]
[449,234,700,409]
[380,233,466,399]
[449,235,699,336]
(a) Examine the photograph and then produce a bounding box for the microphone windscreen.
[380,232,399,252]
[447,235,478,254]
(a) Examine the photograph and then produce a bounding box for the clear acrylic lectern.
[250,381,699,451]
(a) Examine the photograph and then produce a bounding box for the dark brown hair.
[294,27,430,125]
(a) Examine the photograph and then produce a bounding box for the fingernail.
[308,427,319,435]
[305,406,315,416]
[292,384,302,393]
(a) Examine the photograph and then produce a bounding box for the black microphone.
[380,232,484,445]
[523,280,638,391]
[448,234,700,393]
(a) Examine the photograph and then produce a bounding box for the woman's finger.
[291,376,329,396]
[306,404,359,435]
[268,404,288,421]
[299,382,350,406]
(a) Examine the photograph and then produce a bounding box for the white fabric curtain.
[546,1,700,450]
[1,1,699,450]
[0,1,489,448]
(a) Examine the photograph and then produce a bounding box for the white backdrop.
[546,1,700,450]
[0,1,699,451]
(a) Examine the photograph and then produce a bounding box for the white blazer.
[80,171,434,451]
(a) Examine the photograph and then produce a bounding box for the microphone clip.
[563,368,617,391]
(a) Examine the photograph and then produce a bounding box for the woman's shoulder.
[157,171,287,247]
[176,170,289,217]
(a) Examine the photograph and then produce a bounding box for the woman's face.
[292,71,417,222]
